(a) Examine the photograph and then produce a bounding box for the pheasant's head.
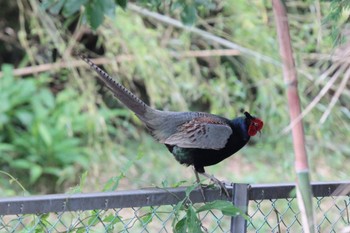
[244,111,264,136]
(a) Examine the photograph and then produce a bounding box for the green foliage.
[170,0,216,25]
[196,200,246,218]
[170,184,245,232]
[41,0,117,29]
[102,151,142,192]
[40,0,216,29]
[0,170,28,196]
[0,65,91,191]
[322,0,350,45]
[174,206,202,233]
[323,0,350,22]
[85,0,116,29]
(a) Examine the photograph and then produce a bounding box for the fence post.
[230,183,249,233]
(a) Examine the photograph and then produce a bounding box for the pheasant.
[80,55,263,196]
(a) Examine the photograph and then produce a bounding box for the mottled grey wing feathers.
[164,117,232,150]
[148,112,233,150]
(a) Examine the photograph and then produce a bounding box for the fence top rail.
[249,181,350,200]
[0,186,229,215]
[0,181,349,215]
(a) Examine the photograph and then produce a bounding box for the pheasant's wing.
[161,115,233,150]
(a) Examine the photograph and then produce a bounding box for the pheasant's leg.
[200,172,230,197]
[193,169,206,201]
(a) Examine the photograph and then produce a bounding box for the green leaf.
[185,183,198,197]
[76,227,86,233]
[66,171,87,194]
[115,0,127,9]
[85,0,116,29]
[186,206,202,233]
[14,79,37,107]
[43,167,61,177]
[172,180,187,188]
[63,0,88,17]
[30,165,43,184]
[181,4,197,26]
[48,0,66,15]
[173,199,185,214]
[161,180,168,187]
[38,123,52,146]
[1,64,14,77]
[88,210,100,226]
[103,173,126,191]
[39,89,55,109]
[103,214,122,224]
[140,212,153,225]
[15,110,33,127]
[196,200,247,219]
[11,159,33,169]
[103,158,134,191]
[289,187,297,198]
[171,1,185,11]
[174,217,187,233]
[78,171,88,191]
[0,143,15,152]
[102,0,116,18]
[196,200,231,212]
[0,95,10,113]
[0,114,9,126]
[40,0,56,10]
[86,1,104,29]
[31,98,49,119]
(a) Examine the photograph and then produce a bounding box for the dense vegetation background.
[0,0,349,196]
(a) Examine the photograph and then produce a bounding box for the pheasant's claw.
[200,172,231,197]
[196,183,206,201]
[217,180,230,197]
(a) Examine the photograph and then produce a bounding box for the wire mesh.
[247,195,350,233]
[0,205,231,232]
[0,183,349,233]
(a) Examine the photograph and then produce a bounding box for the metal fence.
[0,181,349,232]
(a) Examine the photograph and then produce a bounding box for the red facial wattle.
[248,118,264,136]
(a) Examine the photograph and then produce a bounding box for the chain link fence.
[0,182,349,232]
[248,196,350,232]
[0,206,231,232]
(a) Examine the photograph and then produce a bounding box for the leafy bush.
[0,65,91,192]
[41,0,215,29]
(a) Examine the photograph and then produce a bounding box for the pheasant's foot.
[200,172,231,197]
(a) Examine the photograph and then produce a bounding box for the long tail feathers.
[80,55,151,119]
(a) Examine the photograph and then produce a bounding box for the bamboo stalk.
[272,0,315,232]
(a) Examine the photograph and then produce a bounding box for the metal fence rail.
[0,181,349,232]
